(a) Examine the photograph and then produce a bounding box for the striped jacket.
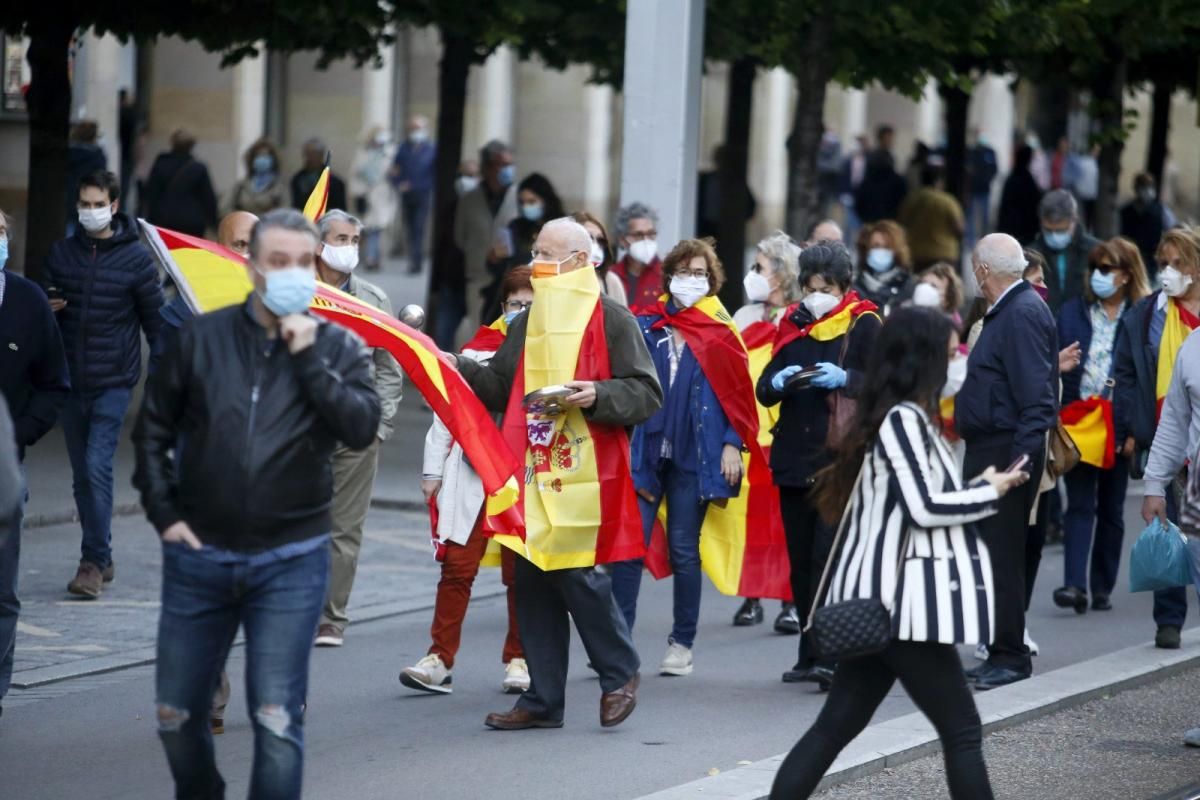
[817,402,1001,646]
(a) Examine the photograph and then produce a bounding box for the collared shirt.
[987,279,1025,314]
[1080,301,1124,399]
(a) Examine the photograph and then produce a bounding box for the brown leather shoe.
[600,672,640,728]
[102,562,115,583]
[484,707,563,730]
[67,561,103,599]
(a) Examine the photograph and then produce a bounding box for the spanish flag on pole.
[302,163,331,222]
[139,221,522,522]
[1156,297,1200,417]
[639,295,791,600]
[1060,397,1115,470]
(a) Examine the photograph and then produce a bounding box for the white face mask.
[670,275,709,308]
[942,354,968,398]
[590,241,605,266]
[801,291,839,320]
[744,270,772,303]
[322,242,359,273]
[628,238,657,265]
[78,205,113,233]
[912,282,942,308]
[1161,266,1193,298]
[455,175,479,195]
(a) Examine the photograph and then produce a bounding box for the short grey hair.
[541,216,593,256]
[756,230,803,302]
[615,202,659,239]
[479,139,511,169]
[302,137,327,153]
[248,209,320,261]
[973,233,1027,277]
[1039,189,1078,224]
[317,209,363,241]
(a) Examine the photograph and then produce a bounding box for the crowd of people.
[2,115,1200,800]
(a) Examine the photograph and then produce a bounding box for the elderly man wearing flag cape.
[450,216,662,730]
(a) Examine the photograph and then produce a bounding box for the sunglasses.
[1091,262,1122,275]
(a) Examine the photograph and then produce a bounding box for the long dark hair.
[815,306,956,523]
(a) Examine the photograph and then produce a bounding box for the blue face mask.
[1090,269,1118,299]
[866,248,894,273]
[252,154,275,174]
[0,237,8,271]
[258,266,317,317]
[504,310,522,325]
[1043,229,1072,251]
[498,165,515,187]
[520,202,544,222]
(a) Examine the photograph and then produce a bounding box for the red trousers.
[429,524,522,669]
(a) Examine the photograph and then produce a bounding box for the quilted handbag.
[810,597,892,661]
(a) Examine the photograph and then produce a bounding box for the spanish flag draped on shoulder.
[138,221,522,524]
[484,265,645,570]
[1156,296,1200,417]
[741,320,783,440]
[638,295,791,600]
[772,290,878,354]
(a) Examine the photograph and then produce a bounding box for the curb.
[22,496,426,530]
[11,583,507,690]
[633,640,1200,800]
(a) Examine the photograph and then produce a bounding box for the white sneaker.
[1024,628,1039,656]
[660,642,694,676]
[399,654,453,694]
[502,658,531,694]
[974,643,989,661]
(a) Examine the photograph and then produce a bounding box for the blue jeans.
[1155,491,1192,628]
[61,387,131,569]
[611,463,706,649]
[0,469,25,701]
[156,540,330,800]
[1062,459,1129,596]
[402,190,431,273]
[363,229,382,269]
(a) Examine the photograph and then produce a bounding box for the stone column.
[361,38,396,135]
[915,77,942,146]
[619,0,706,248]
[230,50,267,179]
[79,31,123,172]
[841,87,868,139]
[583,83,614,214]
[751,67,792,235]
[479,45,516,145]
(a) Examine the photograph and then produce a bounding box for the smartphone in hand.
[1005,454,1031,474]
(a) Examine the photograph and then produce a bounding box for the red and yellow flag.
[302,166,331,222]
[742,320,782,443]
[1060,397,1115,470]
[638,296,791,600]
[773,291,879,355]
[484,265,643,569]
[139,221,522,521]
[1156,298,1200,417]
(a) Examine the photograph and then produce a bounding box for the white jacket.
[422,347,495,546]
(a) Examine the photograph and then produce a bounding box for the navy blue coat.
[47,213,164,391]
[1112,291,1162,449]
[957,281,1058,462]
[1057,296,1130,407]
[631,315,743,503]
[0,273,70,457]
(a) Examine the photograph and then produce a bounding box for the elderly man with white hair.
[956,232,1058,691]
[451,216,662,731]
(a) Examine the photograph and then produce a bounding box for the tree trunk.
[716,56,756,313]
[940,82,970,204]
[784,19,832,240]
[1091,59,1128,239]
[22,18,77,282]
[1146,80,1173,195]
[425,31,473,333]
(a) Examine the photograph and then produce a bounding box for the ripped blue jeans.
[155,538,329,800]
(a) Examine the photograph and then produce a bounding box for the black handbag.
[810,597,893,661]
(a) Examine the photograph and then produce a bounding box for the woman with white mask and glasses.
[757,241,882,689]
[731,232,805,631]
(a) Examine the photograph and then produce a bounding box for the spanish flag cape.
[1157,296,1200,417]
[483,265,644,570]
[772,291,879,354]
[138,221,522,524]
[462,316,510,353]
[639,295,791,600]
[741,319,783,438]
[1061,397,1116,469]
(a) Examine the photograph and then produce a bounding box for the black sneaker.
[773,603,801,635]
[733,598,764,627]
[1156,624,1182,649]
[1091,594,1112,611]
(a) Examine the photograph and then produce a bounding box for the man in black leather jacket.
[132,209,379,799]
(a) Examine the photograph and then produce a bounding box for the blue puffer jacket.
[47,213,164,391]
[631,315,742,503]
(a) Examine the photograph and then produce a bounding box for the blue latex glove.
[810,362,847,389]
[771,364,804,392]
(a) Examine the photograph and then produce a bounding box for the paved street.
[3,471,1199,798]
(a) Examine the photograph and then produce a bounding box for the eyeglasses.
[1092,262,1121,275]
[625,231,657,242]
[675,269,710,280]
[504,300,532,312]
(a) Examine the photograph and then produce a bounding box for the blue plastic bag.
[1129,518,1193,593]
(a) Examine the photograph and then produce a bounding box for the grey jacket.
[1145,329,1200,497]
[345,274,405,442]
[456,294,663,429]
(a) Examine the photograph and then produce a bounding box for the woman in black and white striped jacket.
[770,307,1029,800]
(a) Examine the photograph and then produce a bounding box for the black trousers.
[779,485,836,670]
[964,439,1043,672]
[513,557,640,722]
[769,640,994,800]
